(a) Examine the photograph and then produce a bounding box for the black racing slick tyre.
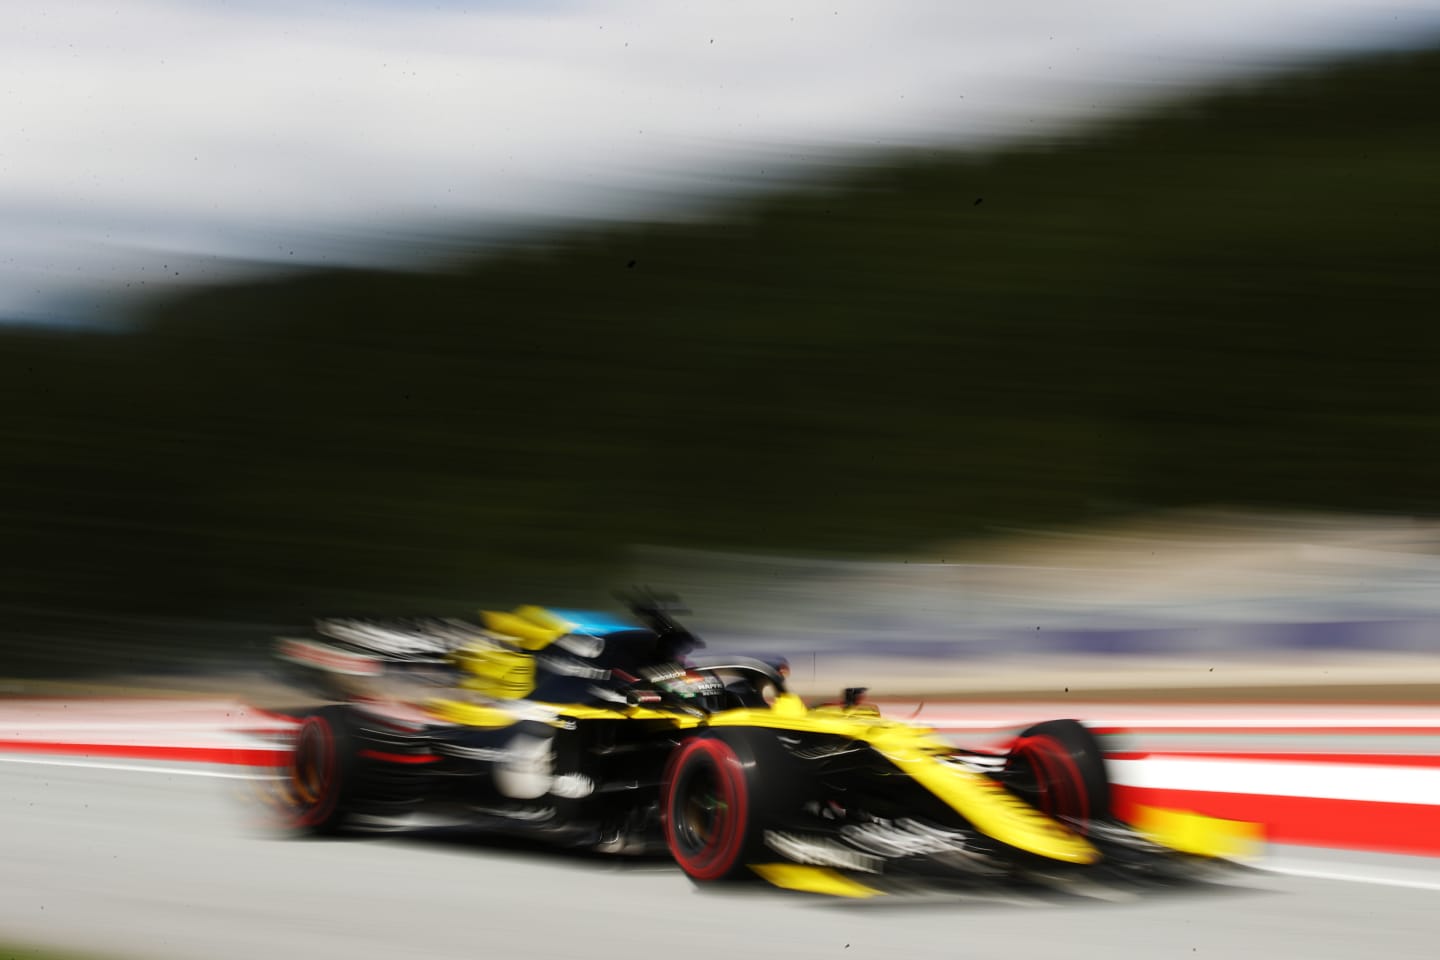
[283,705,360,835]
[1003,719,1111,833]
[661,729,809,883]
[664,727,816,883]
[662,736,756,882]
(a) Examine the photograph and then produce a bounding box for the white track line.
[1258,864,1440,892]
[1108,757,1440,804]
[0,754,275,779]
[918,716,1440,730]
[0,722,294,734]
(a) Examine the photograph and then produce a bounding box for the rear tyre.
[283,705,359,835]
[661,736,759,882]
[1004,719,1111,833]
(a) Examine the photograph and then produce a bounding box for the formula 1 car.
[266,595,1258,897]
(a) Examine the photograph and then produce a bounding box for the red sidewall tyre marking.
[662,738,749,881]
[1013,734,1090,827]
[291,715,339,828]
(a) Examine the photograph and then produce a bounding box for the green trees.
[4,47,1439,662]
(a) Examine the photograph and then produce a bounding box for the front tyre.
[661,737,755,882]
[1004,719,1111,833]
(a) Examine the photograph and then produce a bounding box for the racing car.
[266,594,1259,897]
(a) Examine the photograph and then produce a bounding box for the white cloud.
[1,0,1437,323]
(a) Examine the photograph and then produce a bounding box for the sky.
[3,0,1439,326]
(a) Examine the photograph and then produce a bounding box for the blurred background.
[5,1,1440,680]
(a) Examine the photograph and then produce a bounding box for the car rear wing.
[274,618,481,701]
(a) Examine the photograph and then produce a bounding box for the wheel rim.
[676,764,727,852]
[287,716,338,827]
[664,740,748,880]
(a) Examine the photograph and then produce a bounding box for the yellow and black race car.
[268,595,1258,897]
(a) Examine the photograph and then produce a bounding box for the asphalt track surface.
[3,761,1438,960]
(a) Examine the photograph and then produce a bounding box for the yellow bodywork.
[749,863,884,898]
[424,700,528,729]
[476,604,611,651]
[424,691,1099,865]
[706,696,1100,864]
[453,605,615,698]
[421,679,1259,887]
[452,646,537,700]
[1130,804,1264,862]
[478,610,565,651]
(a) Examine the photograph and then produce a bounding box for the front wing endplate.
[749,863,885,898]
[1130,804,1264,861]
